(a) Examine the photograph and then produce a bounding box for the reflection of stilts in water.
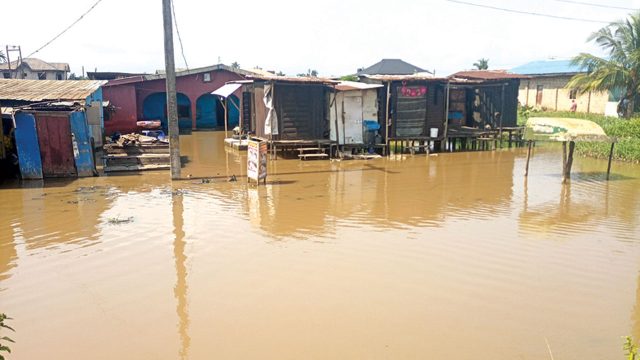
[559,181,571,215]
[632,274,640,343]
[172,191,190,359]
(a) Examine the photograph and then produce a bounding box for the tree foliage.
[0,51,6,64]
[568,12,640,117]
[473,58,489,70]
[297,69,318,77]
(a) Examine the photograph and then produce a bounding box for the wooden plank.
[298,153,329,160]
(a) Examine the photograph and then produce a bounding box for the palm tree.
[231,61,240,70]
[473,58,489,70]
[568,12,640,118]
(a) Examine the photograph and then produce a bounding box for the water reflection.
[172,189,190,359]
[240,151,516,238]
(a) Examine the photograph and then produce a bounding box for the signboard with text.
[247,139,267,183]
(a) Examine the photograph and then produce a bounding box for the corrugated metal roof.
[247,75,338,84]
[510,60,582,75]
[451,70,529,80]
[0,79,106,102]
[335,81,383,91]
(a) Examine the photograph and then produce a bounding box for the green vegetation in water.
[518,108,640,163]
[0,313,15,360]
[624,336,638,360]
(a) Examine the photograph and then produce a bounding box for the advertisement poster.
[247,139,267,183]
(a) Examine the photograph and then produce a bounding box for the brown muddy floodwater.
[1,131,640,359]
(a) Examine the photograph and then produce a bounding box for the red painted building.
[102,64,249,135]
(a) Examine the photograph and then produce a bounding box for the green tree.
[68,73,88,80]
[0,313,15,360]
[568,12,640,118]
[340,74,359,81]
[0,51,6,64]
[297,69,318,77]
[276,71,285,76]
[473,58,489,70]
[231,61,240,70]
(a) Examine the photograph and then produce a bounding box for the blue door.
[14,112,43,179]
[196,94,218,129]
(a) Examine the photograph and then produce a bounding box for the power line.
[444,0,610,23]
[554,0,636,11]
[171,0,189,70]
[27,0,104,58]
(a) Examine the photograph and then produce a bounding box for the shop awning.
[211,83,242,98]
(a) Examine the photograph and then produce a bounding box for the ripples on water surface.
[1,132,640,359]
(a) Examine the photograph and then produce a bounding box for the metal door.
[343,95,363,144]
[14,112,43,179]
[35,113,77,177]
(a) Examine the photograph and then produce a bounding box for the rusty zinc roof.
[450,70,529,80]
[246,74,338,85]
[363,74,447,82]
[0,79,106,102]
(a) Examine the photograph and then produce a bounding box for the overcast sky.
[2,0,639,77]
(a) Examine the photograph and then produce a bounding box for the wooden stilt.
[563,141,575,184]
[606,142,615,180]
[525,140,533,176]
[562,141,567,177]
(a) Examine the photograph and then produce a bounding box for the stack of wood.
[114,133,166,148]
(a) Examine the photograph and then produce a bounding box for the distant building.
[357,59,432,76]
[511,59,619,116]
[0,58,70,80]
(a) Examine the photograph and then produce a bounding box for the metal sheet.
[69,111,96,177]
[212,83,242,98]
[14,112,43,179]
[35,112,77,177]
[0,79,106,102]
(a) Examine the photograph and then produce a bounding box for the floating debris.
[107,216,134,225]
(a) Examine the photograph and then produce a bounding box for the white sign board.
[247,139,267,183]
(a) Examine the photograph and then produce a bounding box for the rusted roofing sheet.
[0,79,106,102]
[450,70,529,80]
[246,75,338,84]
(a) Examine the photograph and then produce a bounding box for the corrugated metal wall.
[35,112,77,178]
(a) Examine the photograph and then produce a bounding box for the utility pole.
[162,0,181,179]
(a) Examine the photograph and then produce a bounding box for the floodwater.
[1,132,640,360]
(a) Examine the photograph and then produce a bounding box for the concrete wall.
[518,75,609,114]
[102,69,245,135]
[1,66,66,80]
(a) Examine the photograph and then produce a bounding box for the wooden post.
[385,81,391,155]
[162,0,181,179]
[525,140,533,176]
[443,82,450,151]
[563,141,575,183]
[562,141,567,177]
[223,99,228,135]
[606,142,615,180]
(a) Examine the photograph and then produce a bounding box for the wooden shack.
[362,75,448,152]
[239,76,338,159]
